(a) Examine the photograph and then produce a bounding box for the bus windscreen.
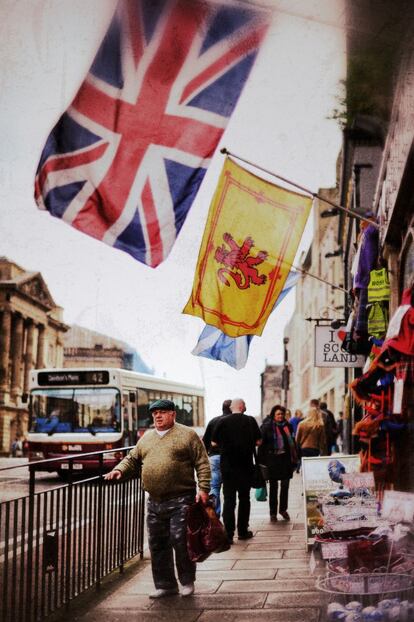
[30,388,121,434]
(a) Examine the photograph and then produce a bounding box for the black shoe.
[226,532,234,545]
[280,511,290,521]
[238,530,254,540]
[270,514,278,522]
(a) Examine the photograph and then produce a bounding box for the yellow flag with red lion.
[183,158,312,337]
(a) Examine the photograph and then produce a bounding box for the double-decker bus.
[27,368,205,476]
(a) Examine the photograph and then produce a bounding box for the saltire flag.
[34,0,270,268]
[192,270,300,369]
[183,157,312,337]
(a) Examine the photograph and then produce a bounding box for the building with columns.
[0,257,68,453]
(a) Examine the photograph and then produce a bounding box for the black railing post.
[96,453,104,590]
[25,465,36,622]
[139,467,145,560]
[65,460,73,610]
[0,446,147,620]
[119,475,127,574]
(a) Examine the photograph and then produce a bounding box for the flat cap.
[149,399,176,412]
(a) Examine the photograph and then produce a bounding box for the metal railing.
[0,448,145,622]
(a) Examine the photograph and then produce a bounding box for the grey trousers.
[147,494,196,590]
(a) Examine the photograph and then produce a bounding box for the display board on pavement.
[302,455,377,547]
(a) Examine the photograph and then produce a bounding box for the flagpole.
[220,147,379,228]
[289,266,348,294]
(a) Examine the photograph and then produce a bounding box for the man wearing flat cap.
[105,399,211,599]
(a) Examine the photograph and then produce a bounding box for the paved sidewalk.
[70,474,326,622]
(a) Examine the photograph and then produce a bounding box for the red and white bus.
[27,368,205,476]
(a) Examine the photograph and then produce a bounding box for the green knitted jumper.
[115,423,211,501]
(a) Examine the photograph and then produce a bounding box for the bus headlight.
[104,452,121,461]
[29,451,45,461]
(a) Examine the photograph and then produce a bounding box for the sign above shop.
[314,326,366,368]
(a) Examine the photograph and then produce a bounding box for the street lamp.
[282,337,290,409]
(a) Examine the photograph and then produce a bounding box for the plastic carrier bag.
[186,500,230,562]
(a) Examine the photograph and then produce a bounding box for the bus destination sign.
[38,371,110,386]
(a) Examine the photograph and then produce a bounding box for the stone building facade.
[283,190,346,418]
[260,364,283,420]
[63,325,152,373]
[0,257,68,453]
[337,1,414,482]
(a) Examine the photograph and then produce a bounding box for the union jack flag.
[35,0,270,267]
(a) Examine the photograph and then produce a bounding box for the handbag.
[259,463,269,481]
[255,486,267,502]
[251,462,265,489]
[249,419,265,488]
[186,500,230,563]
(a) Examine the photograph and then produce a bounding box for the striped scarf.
[272,422,297,463]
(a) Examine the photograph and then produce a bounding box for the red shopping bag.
[186,500,230,562]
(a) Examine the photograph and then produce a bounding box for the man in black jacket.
[202,399,232,517]
[211,398,261,544]
[320,401,338,456]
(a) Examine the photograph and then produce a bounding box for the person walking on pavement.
[309,398,333,454]
[289,409,304,435]
[211,398,261,544]
[104,399,211,599]
[296,406,327,459]
[202,399,232,517]
[259,405,298,522]
[290,409,304,473]
[319,401,338,456]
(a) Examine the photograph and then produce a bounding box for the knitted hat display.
[353,417,381,442]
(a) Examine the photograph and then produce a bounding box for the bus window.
[197,396,204,427]
[74,388,120,432]
[173,394,183,413]
[192,396,199,425]
[123,391,139,445]
[137,388,152,429]
[30,388,120,434]
[179,395,194,426]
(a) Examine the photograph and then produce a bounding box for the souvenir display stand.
[313,231,414,620]
[312,484,414,621]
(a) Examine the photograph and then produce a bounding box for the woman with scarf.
[259,405,298,522]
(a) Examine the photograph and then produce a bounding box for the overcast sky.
[0,0,345,420]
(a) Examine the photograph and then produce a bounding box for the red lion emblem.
[214,233,268,290]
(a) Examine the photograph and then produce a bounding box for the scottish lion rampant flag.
[34,0,270,267]
[183,158,312,337]
[192,271,300,369]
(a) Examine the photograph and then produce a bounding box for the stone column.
[36,324,46,369]
[56,337,64,368]
[23,320,35,395]
[0,309,12,402]
[11,314,24,400]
